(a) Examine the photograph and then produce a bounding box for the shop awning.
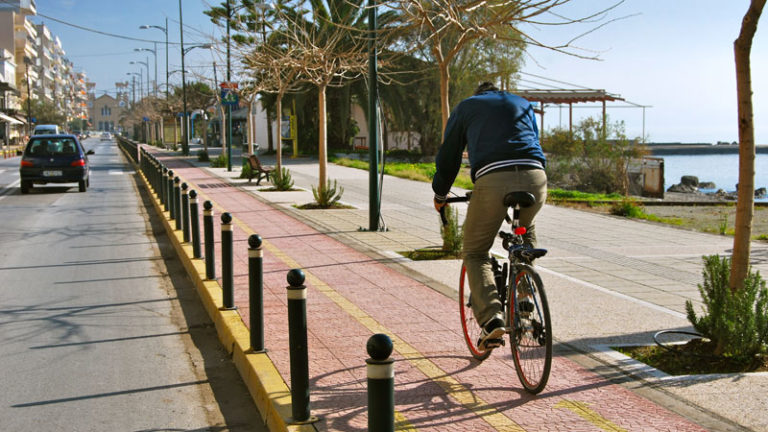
[0,112,24,125]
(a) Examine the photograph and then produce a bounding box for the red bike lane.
[154,152,707,432]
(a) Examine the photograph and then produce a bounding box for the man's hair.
[474,81,499,95]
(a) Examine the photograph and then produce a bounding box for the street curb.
[136,169,316,432]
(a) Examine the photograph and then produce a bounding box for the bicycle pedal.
[485,338,504,349]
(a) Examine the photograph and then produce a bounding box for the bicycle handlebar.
[438,195,471,225]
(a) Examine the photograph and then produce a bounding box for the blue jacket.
[432,91,546,197]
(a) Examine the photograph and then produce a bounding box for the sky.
[28,0,768,144]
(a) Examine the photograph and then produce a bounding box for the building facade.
[89,93,124,132]
[0,0,91,140]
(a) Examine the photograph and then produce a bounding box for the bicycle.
[440,191,552,394]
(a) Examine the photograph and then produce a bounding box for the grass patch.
[331,157,473,190]
[547,188,624,203]
[615,340,768,375]
[398,248,461,260]
[294,202,355,210]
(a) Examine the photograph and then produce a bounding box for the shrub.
[197,150,210,162]
[312,180,344,208]
[272,167,295,191]
[610,200,645,218]
[440,205,464,254]
[210,153,227,168]
[239,159,252,179]
[685,255,768,358]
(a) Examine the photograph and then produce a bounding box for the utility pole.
[225,0,233,171]
[179,0,189,155]
[367,0,381,231]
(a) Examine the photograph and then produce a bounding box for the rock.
[667,183,698,193]
[680,176,699,187]
[698,181,716,189]
[756,187,767,199]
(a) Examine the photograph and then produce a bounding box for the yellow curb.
[138,170,316,432]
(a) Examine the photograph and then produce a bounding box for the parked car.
[19,134,94,193]
[33,124,62,135]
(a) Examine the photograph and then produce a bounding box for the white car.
[100,132,112,141]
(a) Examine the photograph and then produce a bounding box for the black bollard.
[189,190,201,258]
[167,170,175,217]
[203,201,215,280]
[181,183,190,242]
[221,212,236,310]
[174,176,182,230]
[160,165,167,207]
[367,334,395,432]
[248,234,265,352]
[162,167,169,211]
[286,269,314,424]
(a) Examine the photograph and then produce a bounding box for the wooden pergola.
[516,89,624,140]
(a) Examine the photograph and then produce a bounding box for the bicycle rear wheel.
[459,265,491,361]
[509,266,552,394]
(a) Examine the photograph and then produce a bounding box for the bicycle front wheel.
[509,266,552,394]
[459,265,491,361]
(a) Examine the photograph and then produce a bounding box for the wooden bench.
[245,154,274,185]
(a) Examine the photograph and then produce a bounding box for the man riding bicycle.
[432,82,547,352]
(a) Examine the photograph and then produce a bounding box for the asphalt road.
[0,138,265,431]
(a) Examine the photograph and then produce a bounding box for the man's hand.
[433,196,448,213]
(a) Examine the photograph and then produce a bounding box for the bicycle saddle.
[503,191,536,208]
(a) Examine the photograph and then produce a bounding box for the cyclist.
[432,82,547,351]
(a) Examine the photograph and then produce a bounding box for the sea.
[661,153,768,202]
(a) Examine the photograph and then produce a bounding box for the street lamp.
[134,47,157,97]
[179,40,212,156]
[139,20,168,100]
[126,72,141,105]
[130,59,150,99]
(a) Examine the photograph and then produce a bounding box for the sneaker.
[477,317,505,351]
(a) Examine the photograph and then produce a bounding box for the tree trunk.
[276,96,283,172]
[247,99,254,156]
[730,0,765,291]
[266,102,274,153]
[318,83,327,189]
[438,61,451,140]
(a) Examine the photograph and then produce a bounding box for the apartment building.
[0,0,91,138]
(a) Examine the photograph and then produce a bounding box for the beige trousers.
[462,169,547,325]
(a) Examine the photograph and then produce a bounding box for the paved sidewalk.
[147,146,767,431]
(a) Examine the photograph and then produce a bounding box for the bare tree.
[387,0,627,133]
[275,0,370,188]
[241,36,303,172]
[730,0,765,291]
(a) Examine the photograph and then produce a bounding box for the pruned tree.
[240,27,303,172]
[730,0,765,291]
[274,0,370,189]
[386,0,627,135]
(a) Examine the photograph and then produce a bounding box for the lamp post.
[178,43,212,156]
[126,72,140,105]
[139,20,169,100]
[130,59,150,99]
[134,47,158,97]
[23,56,32,134]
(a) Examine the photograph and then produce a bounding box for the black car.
[19,134,94,194]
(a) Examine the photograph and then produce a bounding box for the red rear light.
[20,159,34,167]
[514,227,527,236]
[71,159,86,167]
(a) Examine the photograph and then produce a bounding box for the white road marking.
[0,179,21,201]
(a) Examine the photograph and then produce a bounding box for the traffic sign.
[220,82,239,106]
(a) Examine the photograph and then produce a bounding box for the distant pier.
[646,143,768,155]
